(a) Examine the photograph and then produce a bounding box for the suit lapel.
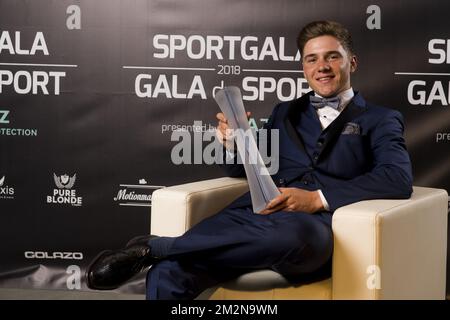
[283,92,313,156]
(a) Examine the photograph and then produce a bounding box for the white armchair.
[151,177,448,300]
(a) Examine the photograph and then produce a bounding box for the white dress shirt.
[315,88,354,210]
[315,87,354,129]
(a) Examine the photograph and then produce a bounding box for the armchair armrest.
[151,177,249,236]
[332,186,448,300]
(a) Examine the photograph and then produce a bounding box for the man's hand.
[215,112,251,150]
[260,188,324,215]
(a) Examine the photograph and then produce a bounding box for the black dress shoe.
[86,243,160,290]
[126,234,159,248]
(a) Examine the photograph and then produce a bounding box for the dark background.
[0,0,449,295]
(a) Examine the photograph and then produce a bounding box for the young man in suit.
[86,20,413,299]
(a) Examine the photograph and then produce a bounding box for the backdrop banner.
[0,0,449,294]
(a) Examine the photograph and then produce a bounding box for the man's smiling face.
[302,35,357,97]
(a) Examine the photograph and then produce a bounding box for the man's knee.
[270,219,333,276]
[271,238,332,278]
[268,216,330,252]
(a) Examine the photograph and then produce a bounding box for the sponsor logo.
[46,173,82,206]
[0,175,15,200]
[0,110,38,136]
[24,251,83,260]
[0,110,9,123]
[54,173,76,189]
[113,179,164,207]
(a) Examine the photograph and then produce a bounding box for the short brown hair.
[297,20,354,57]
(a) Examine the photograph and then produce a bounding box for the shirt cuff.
[317,189,330,211]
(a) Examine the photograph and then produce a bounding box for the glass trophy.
[214,86,280,213]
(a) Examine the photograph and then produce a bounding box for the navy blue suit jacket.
[222,91,413,212]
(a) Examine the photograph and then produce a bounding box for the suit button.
[303,180,308,185]
[308,166,313,170]
[313,155,318,161]
[317,141,323,147]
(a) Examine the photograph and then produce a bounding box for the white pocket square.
[342,122,361,135]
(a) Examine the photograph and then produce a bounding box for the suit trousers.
[146,206,333,300]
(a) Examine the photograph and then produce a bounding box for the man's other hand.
[215,111,251,149]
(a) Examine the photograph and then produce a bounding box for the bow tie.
[310,95,341,111]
